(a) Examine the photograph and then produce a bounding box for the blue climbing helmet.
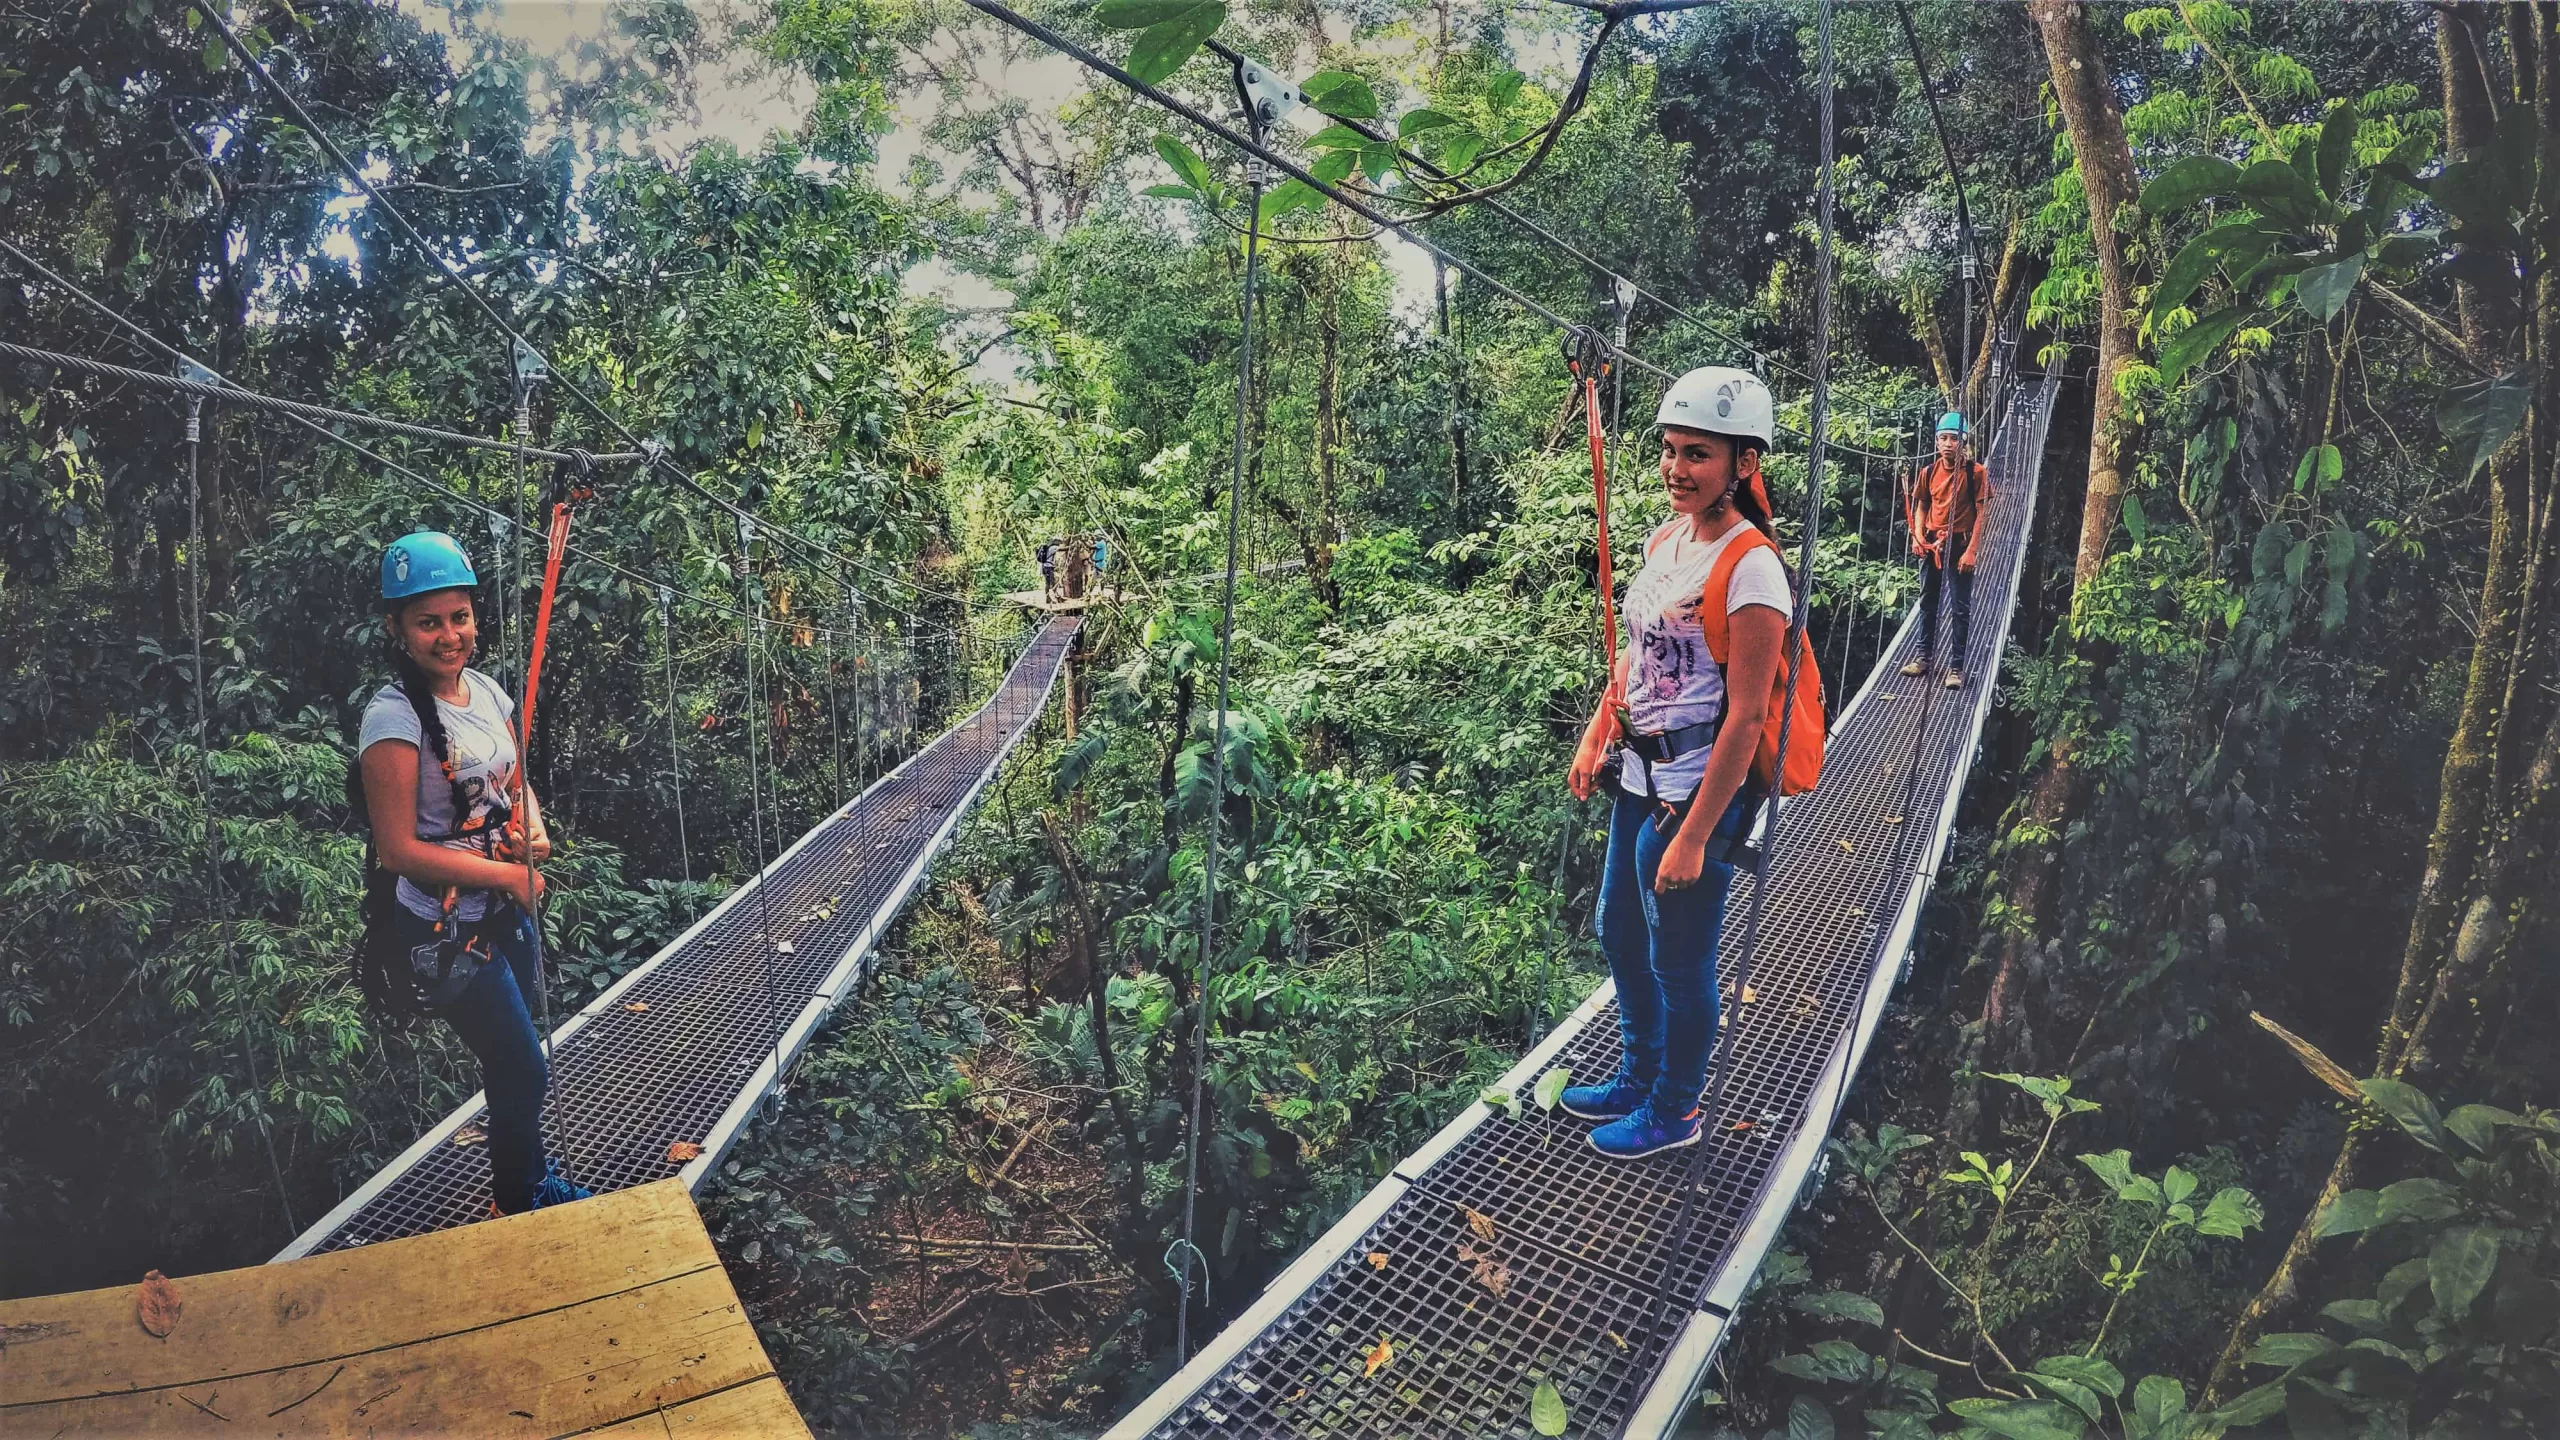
[381,530,478,604]
[1936,411,1970,436]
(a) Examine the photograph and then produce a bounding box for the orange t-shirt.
[1907,457,1992,562]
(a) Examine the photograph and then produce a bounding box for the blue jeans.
[1597,786,1746,1118]
[1918,545,1973,664]
[390,902,553,1213]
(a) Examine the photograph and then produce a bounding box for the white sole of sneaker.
[1561,1100,1636,1122]
[1588,1125,1703,1159]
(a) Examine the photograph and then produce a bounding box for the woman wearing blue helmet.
[355,531,588,1213]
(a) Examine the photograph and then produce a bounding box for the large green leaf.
[2439,371,2530,480]
[2430,1226,2500,1316]
[2375,1176,2460,1225]
[2444,1103,2521,1154]
[1397,107,1456,139]
[2296,253,2363,322]
[2315,99,2359,197]
[2245,1332,2339,1369]
[2198,1186,2264,1238]
[1123,4,1224,85]
[2016,1372,2102,1424]
[2151,222,2274,320]
[1528,1379,1568,1437]
[1300,69,1379,121]
[2141,155,2242,215]
[1946,1397,2087,1440]
[1788,1289,1887,1328]
[2361,1076,2447,1151]
[2158,305,2252,385]
[2130,1375,2187,1439]
[2237,157,2330,226]
[1093,0,1207,26]
[1785,1395,1835,1440]
[1153,133,1214,194]
[2210,1381,2289,1425]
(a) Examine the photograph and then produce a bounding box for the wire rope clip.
[1231,56,1302,131]
[176,356,219,388]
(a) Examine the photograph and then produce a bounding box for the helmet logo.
[394,551,410,583]
[1714,379,1742,419]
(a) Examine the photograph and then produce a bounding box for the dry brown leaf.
[450,1125,487,1148]
[623,1002,649,1013]
[1838,838,1856,855]
[1739,985,1757,1004]
[1459,1204,1497,1245]
[1454,1242,1512,1299]
[1362,1333,1395,1378]
[666,1141,705,1163]
[136,1270,181,1338]
[1366,1251,1390,1270]
[1884,815,1905,825]
[1607,1330,1629,1351]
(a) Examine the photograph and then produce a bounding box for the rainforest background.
[4,0,2555,1434]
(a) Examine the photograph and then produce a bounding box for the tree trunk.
[2029,0,2143,592]
[2207,6,2554,1398]
[1039,811,1145,1216]
[1964,210,2027,417]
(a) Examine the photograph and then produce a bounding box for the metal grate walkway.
[278,616,1082,1260]
[1108,377,2059,1440]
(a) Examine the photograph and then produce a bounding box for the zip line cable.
[186,0,957,608]
[1613,4,1838,1431]
[1173,80,1276,1367]
[184,387,302,1238]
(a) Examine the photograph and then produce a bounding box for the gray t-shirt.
[358,668,519,921]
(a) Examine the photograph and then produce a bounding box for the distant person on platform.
[1901,412,1991,690]
[1036,540,1057,602]
[1092,535,1108,594]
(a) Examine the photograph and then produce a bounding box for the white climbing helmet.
[1656,365,1775,449]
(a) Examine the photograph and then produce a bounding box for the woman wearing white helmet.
[1561,366,1793,1159]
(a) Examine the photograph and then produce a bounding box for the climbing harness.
[1174,51,1290,1366]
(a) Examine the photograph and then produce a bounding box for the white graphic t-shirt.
[1617,518,1792,802]
[358,668,519,921]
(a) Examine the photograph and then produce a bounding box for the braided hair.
[385,639,475,838]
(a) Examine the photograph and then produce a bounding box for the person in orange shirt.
[1901,412,1992,688]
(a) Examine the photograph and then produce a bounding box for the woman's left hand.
[1655,829,1708,893]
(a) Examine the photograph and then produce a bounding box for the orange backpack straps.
[1696,527,1826,796]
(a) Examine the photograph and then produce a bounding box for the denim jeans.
[1597,785,1747,1118]
[389,901,552,1213]
[1918,545,1974,664]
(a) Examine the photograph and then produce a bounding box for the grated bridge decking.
[277,616,1081,1259]
[1110,376,2059,1439]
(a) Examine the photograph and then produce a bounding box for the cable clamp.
[1243,156,1273,188]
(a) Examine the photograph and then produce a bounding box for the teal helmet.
[1936,411,1970,436]
[381,530,478,603]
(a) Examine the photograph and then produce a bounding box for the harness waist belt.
[1625,718,1719,766]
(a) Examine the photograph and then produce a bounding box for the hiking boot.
[529,1161,593,1210]
[1944,668,1965,689]
[1899,658,1929,677]
[1590,1102,1705,1159]
[1559,1073,1648,1122]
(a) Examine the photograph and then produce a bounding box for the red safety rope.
[1566,330,1619,679]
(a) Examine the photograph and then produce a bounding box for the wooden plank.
[1,1266,775,1437]
[0,1180,718,1407]
[576,1377,811,1438]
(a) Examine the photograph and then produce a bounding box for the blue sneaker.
[1590,1102,1704,1159]
[1560,1074,1648,1121]
[529,1161,593,1210]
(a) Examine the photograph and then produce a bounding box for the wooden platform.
[0,1180,808,1438]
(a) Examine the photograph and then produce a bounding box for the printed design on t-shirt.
[447,759,517,838]
[1634,586,1707,703]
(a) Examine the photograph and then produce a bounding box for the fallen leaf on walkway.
[1607,1331,1629,1351]
[136,1271,181,1338]
[775,940,796,955]
[667,1141,704,1163]
[1728,1119,1756,1133]
[1363,1334,1395,1378]
[1459,1204,1498,1244]
[623,1002,650,1013]
[451,1125,487,1147]
[1366,1252,1390,1270]
[1839,838,1856,854]
[1740,986,1757,1003]
[1884,815,1905,825]
[1455,1241,1511,1298]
